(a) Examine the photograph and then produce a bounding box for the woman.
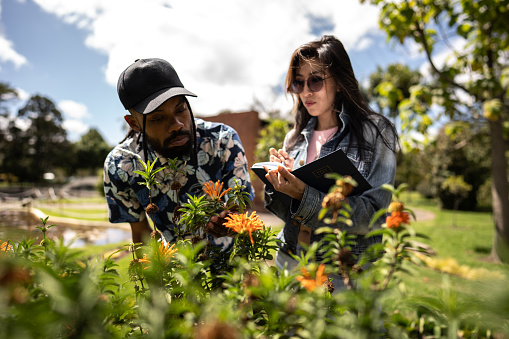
[263,35,398,287]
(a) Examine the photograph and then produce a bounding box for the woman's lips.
[169,135,189,147]
[305,101,315,107]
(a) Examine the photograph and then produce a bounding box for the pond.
[0,209,132,248]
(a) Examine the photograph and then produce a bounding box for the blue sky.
[0,0,428,146]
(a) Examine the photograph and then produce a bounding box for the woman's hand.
[263,165,305,201]
[269,148,294,170]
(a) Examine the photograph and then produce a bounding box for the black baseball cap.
[117,58,197,114]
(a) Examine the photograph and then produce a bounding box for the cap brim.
[132,87,197,114]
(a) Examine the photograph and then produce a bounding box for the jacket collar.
[301,110,350,139]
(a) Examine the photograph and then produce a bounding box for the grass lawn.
[34,197,109,221]
[380,192,509,319]
[35,207,109,221]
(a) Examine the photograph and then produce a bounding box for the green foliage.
[16,95,71,182]
[362,0,509,261]
[74,128,112,173]
[253,118,291,164]
[226,178,252,213]
[0,82,18,117]
[134,158,164,192]
[365,63,422,127]
[0,89,112,183]
[1,185,509,337]
[412,123,491,211]
[178,194,210,234]
[441,175,472,198]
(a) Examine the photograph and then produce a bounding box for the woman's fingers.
[268,148,294,169]
[264,165,280,185]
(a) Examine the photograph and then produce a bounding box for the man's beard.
[145,130,194,159]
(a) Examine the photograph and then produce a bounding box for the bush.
[1,180,508,338]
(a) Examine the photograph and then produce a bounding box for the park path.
[411,208,435,222]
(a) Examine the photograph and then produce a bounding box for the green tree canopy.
[14,95,71,182]
[74,128,112,173]
[362,0,509,262]
[253,118,291,164]
[366,63,422,123]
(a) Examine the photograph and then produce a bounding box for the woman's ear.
[124,115,141,132]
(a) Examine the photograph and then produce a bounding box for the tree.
[253,118,291,164]
[73,128,112,174]
[362,0,509,262]
[366,63,422,127]
[0,83,23,182]
[0,82,18,117]
[442,175,473,227]
[14,95,71,182]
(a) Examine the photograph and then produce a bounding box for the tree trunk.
[489,119,509,263]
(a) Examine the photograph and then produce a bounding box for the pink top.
[306,126,338,164]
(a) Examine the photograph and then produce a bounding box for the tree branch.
[413,20,472,97]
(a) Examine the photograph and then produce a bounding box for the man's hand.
[203,210,237,238]
[264,165,305,201]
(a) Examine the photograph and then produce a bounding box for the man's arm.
[129,219,153,244]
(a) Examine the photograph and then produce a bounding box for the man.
[103,58,254,248]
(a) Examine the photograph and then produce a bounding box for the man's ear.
[124,115,141,132]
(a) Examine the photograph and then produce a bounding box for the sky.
[0,0,429,146]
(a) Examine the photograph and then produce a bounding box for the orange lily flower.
[224,211,264,244]
[159,242,178,261]
[386,211,411,229]
[203,180,231,200]
[0,241,12,253]
[296,263,328,292]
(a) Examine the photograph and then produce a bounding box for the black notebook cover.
[251,148,372,198]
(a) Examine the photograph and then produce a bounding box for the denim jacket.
[264,112,397,259]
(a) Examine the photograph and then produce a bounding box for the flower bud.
[146,203,159,214]
[388,201,404,213]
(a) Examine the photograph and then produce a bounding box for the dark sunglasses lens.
[308,76,324,92]
[291,80,304,94]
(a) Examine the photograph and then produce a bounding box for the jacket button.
[299,160,305,166]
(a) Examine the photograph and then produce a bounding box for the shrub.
[1,177,508,338]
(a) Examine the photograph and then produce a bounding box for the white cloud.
[32,0,382,116]
[0,0,28,69]
[58,100,91,119]
[57,100,91,141]
[62,119,89,140]
[15,87,29,101]
[0,36,28,70]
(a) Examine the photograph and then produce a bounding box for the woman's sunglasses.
[290,75,331,94]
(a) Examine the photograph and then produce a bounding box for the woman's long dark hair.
[285,35,397,158]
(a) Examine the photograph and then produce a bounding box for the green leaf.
[369,208,388,228]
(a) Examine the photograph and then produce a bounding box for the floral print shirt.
[103,118,254,247]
